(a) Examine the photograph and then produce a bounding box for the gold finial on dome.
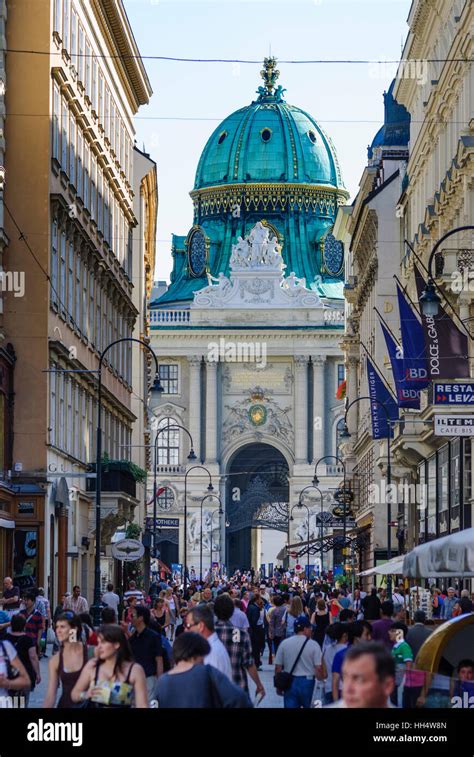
[260,56,280,96]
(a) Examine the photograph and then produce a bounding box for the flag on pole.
[414,265,469,378]
[396,285,430,388]
[336,379,347,400]
[366,356,399,438]
[379,320,420,408]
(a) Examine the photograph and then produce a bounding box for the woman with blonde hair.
[285,596,304,638]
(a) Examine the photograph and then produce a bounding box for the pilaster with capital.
[312,355,326,463]
[205,358,218,463]
[187,356,202,460]
[294,355,308,463]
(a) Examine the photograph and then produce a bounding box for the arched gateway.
[226,443,289,574]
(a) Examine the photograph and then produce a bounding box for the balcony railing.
[149,309,190,324]
[155,464,186,475]
[325,463,345,476]
[86,463,137,498]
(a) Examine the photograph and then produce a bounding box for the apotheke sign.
[433,382,474,405]
[434,415,474,436]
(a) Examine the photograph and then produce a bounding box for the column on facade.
[187,356,201,460]
[312,355,326,463]
[205,359,218,463]
[294,355,308,463]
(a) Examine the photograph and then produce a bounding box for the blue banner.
[414,265,469,379]
[397,285,430,388]
[366,356,399,438]
[380,321,420,409]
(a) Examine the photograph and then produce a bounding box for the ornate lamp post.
[184,466,213,597]
[92,338,163,627]
[416,225,474,317]
[199,495,223,579]
[340,396,393,599]
[153,424,196,572]
[290,502,310,579]
[313,454,348,545]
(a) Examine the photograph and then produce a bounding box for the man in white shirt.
[102,583,120,615]
[184,605,232,681]
[274,615,323,708]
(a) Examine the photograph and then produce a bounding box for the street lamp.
[415,225,474,317]
[198,493,222,581]
[290,502,310,580]
[92,338,162,626]
[152,424,196,575]
[342,396,393,599]
[313,454,348,546]
[184,466,213,597]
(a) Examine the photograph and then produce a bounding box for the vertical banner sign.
[396,285,430,388]
[379,321,420,408]
[414,265,469,378]
[366,356,399,438]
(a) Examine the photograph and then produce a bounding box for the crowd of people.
[0,570,472,709]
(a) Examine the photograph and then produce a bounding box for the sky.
[124,0,412,281]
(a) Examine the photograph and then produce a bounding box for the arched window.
[156,417,179,465]
[335,418,345,459]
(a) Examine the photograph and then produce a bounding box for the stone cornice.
[90,0,152,112]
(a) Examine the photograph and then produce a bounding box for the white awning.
[358,555,405,577]
[0,518,15,529]
[403,528,474,578]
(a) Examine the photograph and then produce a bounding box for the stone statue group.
[187,510,220,552]
[230,221,284,269]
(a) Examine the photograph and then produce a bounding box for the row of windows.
[157,363,344,397]
[51,217,133,385]
[50,364,132,462]
[417,440,470,542]
[53,0,134,182]
[52,85,132,273]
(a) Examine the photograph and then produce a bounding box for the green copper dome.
[194,90,344,191]
[152,58,348,308]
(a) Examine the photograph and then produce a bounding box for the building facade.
[336,83,411,579]
[338,0,473,586]
[4,0,152,602]
[393,0,473,558]
[149,59,348,578]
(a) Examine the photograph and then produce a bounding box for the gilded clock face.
[248,404,267,427]
[188,229,207,276]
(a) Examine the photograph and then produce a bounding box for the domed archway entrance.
[226,443,289,575]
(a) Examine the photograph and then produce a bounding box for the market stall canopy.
[358,555,405,577]
[403,528,474,578]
